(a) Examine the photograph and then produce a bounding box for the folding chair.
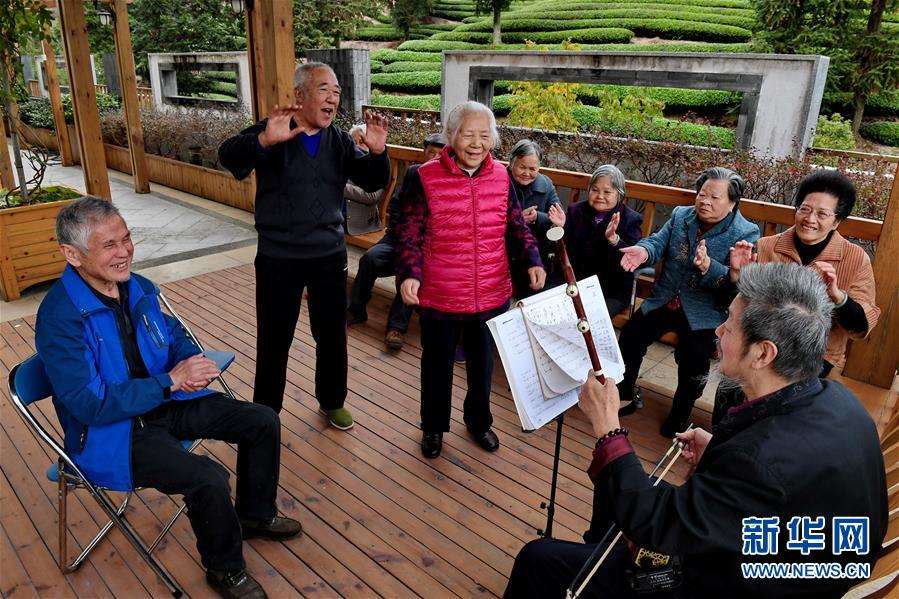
[7,292,234,597]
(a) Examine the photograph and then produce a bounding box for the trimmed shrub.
[434,27,635,44]
[457,10,753,31]
[823,90,899,118]
[354,27,404,41]
[431,9,475,19]
[860,121,899,147]
[523,0,751,9]
[370,49,443,63]
[18,97,56,129]
[371,71,442,92]
[370,60,385,73]
[578,84,741,112]
[571,105,735,147]
[811,114,856,150]
[370,93,441,110]
[382,61,443,73]
[396,39,483,51]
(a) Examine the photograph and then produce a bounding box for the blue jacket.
[35,266,213,491]
[637,205,759,330]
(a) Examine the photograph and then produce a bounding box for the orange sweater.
[756,228,880,368]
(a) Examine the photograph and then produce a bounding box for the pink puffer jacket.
[417,147,512,314]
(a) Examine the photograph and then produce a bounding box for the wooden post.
[110,0,149,193]
[57,0,111,199]
[843,162,899,388]
[0,115,14,190]
[245,0,295,121]
[41,25,74,166]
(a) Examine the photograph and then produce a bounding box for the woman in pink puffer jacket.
[397,101,546,459]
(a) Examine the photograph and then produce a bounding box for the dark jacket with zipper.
[218,120,390,259]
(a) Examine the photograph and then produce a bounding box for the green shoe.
[319,407,354,430]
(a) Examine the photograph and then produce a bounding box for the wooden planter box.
[0,198,74,301]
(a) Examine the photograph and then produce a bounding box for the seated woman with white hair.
[397,100,547,459]
[343,123,384,236]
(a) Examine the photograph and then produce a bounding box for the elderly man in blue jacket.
[35,197,299,599]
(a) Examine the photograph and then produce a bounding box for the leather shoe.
[206,569,267,599]
[618,388,642,416]
[421,431,443,458]
[346,306,367,327]
[239,516,303,540]
[470,428,500,452]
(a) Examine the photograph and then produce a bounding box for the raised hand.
[619,245,648,272]
[605,211,621,244]
[811,261,844,303]
[693,239,711,274]
[258,104,303,148]
[363,110,389,154]
[548,203,566,227]
[728,240,756,282]
[400,278,421,305]
[528,266,546,290]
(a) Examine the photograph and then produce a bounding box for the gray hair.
[695,166,745,205]
[56,196,123,253]
[442,101,500,150]
[588,164,626,202]
[294,61,335,93]
[736,262,832,382]
[508,139,542,164]
[349,123,366,138]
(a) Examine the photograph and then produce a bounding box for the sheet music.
[488,275,625,431]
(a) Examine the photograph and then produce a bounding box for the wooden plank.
[0,523,41,599]
[1,108,16,190]
[57,0,110,199]
[246,0,294,120]
[12,250,62,269]
[110,0,149,194]
[11,240,59,260]
[6,219,55,237]
[843,162,899,388]
[41,21,73,166]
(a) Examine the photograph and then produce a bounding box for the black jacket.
[595,378,888,598]
[219,121,390,259]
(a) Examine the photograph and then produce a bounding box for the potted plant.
[1,0,80,301]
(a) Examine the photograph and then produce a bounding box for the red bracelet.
[596,427,629,447]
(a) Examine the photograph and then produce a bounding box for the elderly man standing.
[36,198,301,599]
[219,62,390,430]
[505,263,887,598]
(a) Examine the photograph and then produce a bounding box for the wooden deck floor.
[0,264,892,598]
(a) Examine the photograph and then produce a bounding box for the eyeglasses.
[797,205,836,220]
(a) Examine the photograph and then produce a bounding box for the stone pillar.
[304,48,370,121]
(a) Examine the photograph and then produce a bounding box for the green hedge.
[431,9,475,19]
[457,10,753,30]
[370,49,443,63]
[823,90,899,118]
[860,121,899,147]
[18,93,121,129]
[505,2,754,17]
[577,84,740,112]
[522,0,751,9]
[370,93,441,110]
[571,105,735,147]
[396,39,483,51]
[370,60,385,73]
[371,71,513,93]
[382,61,443,73]
[436,18,750,42]
[434,27,635,43]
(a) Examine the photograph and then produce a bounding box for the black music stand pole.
[539,413,565,538]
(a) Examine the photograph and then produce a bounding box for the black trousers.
[348,240,413,333]
[131,393,280,572]
[253,251,348,413]
[618,306,717,426]
[419,314,495,434]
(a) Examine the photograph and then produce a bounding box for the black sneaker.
[206,569,267,599]
[239,516,303,540]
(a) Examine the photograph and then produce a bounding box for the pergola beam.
[41,21,74,166]
[57,0,111,199]
[0,116,14,190]
[245,0,295,121]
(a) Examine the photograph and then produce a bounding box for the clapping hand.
[400,278,421,305]
[728,240,756,282]
[605,211,621,245]
[363,110,389,154]
[168,354,220,394]
[258,104,304,148]
[619,245,649,272]
[693,239,711,274]
[548,203,566,227]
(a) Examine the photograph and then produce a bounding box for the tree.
[753,0,899,138]
[475,0,512,45]
[849,0,899,134]
[294,0,381,49]
[129,0,245,79]
[391,0,431,40]
[0,0,52,203]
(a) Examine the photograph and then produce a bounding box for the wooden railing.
[93,84,154,110]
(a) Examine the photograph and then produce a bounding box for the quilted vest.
[417,147,512,314]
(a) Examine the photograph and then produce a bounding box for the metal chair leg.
[148,501,188,553]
